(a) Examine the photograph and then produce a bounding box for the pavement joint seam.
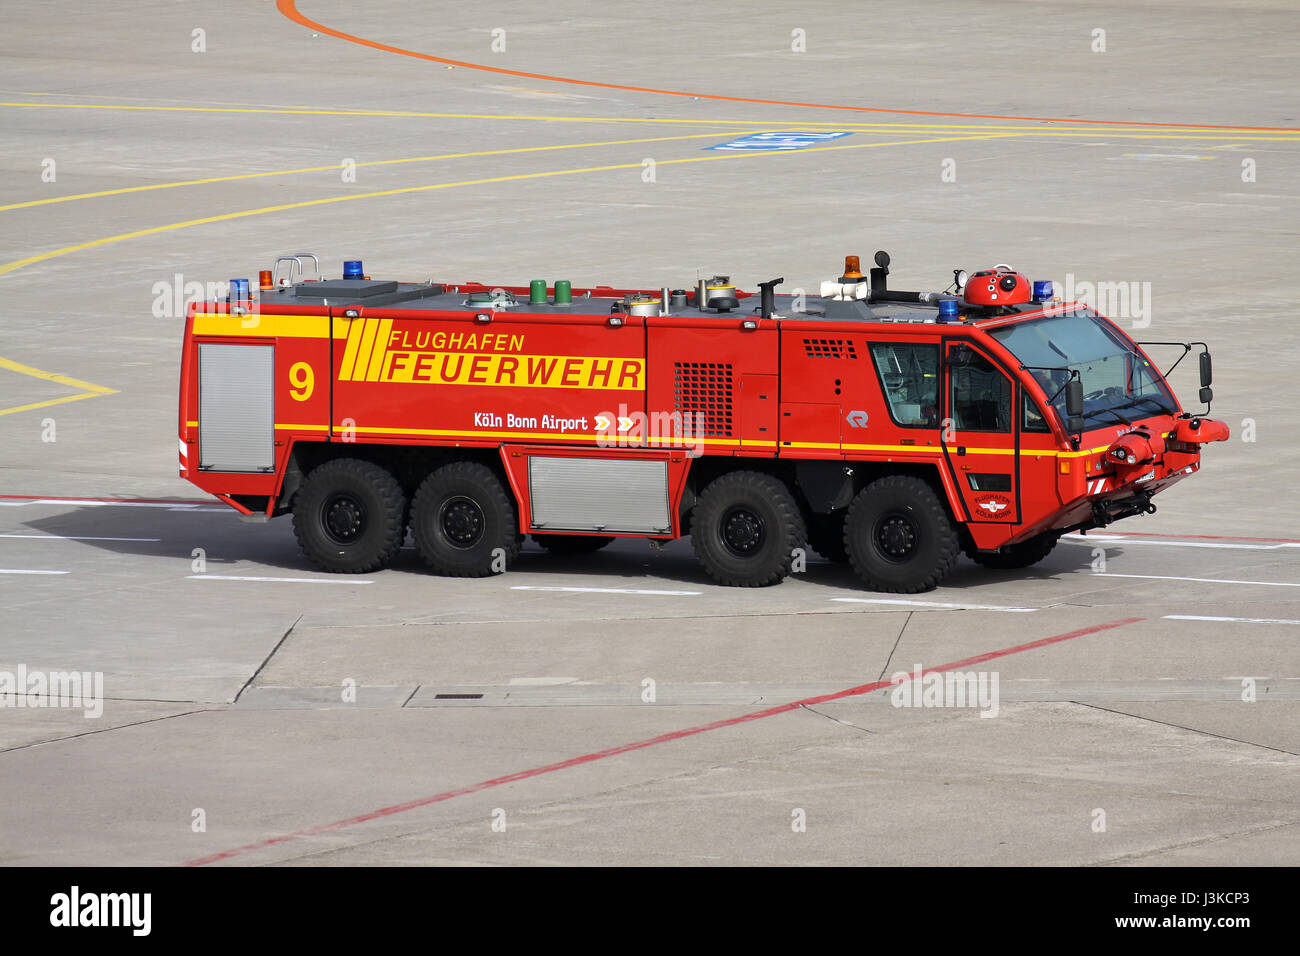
[1088,819,1300,867]
[875,611,913,683]
[0,709,209,755]
[1071,701,1300,757]
[233,613,302,705]
[799,704,873,735]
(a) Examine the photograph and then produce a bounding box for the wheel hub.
[721,507,765,557]
[875,514,918,561]
[441,496,484,548]
[322,493,365,545]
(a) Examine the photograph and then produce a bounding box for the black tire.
[844,475,959,593]
[532,534,615,554]
[807,512,849,563]
[292,458,407,573]
[410,461,522,576]
[691,471,806,587]
[968,532,1060,570]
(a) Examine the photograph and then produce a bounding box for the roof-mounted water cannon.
[963,265,1032,307]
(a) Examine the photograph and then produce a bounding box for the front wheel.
[410,461,522,576]
[844,475,958,593]
[691,471,806,587]
[292,458,407,573]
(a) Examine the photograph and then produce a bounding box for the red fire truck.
[178,251,1227,592]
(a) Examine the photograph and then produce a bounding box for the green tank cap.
[553,280,572,305]
[529,279,548,305]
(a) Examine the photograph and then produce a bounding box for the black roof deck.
[262,279,960,324]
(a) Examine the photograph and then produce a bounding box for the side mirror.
[1199,351,1213,388]
[1066,378,1085,433]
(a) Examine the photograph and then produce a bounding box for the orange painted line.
[277,0,1297,133]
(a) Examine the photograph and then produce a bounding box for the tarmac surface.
[0,0,1297,866]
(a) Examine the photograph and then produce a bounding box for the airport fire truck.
[178,251,1228,592]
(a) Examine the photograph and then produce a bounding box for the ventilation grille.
[803,338,858,359]
[673,362,734,438]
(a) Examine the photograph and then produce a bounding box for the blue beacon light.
[343,260,364,280]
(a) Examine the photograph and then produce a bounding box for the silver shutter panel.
[529,456,671,533]
[198,343,275,472]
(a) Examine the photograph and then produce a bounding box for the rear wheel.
[293,458,406,573]
[411,461,522,576]
[968,532,1060,569]
[691,471,806,587]
[844,475,958,593]
[532,534,615,554]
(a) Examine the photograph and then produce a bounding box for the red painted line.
[184,616,1141,866]
[277,1,1296,132]
[0,494,214,505]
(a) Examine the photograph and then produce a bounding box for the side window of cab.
[950,351,1011,432]
[869,343,940,427]
[1023,391,1051,432]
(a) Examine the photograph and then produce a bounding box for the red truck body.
[178,253,1227,591]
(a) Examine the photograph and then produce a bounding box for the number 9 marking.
[288,362,314,401]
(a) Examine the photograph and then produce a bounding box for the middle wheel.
[410,461,522,576]
[691,471,807,587]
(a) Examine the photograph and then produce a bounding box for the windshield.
[988,308,1176,428]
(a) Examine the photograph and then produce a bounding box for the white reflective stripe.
[178,437,188,460]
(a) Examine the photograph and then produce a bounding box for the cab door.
[942,342,1019,524]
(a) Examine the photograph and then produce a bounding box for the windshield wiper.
[1111,394,1173,417]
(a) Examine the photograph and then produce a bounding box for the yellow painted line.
[0,355,118,417]
[0,132,750,213]
[3,101,1296,138]
[0,133,1016,280]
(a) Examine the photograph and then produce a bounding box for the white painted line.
[0,569,69,575]
[510,585,700,596]
[832,598,1037,612]
[0,534,161,542]
[186,575,374,584]
[17,499,205,509]
[1096,572,1300,588]
[1164,615,1300,626]
[1063,533,1298,551]
[508,677,580,686]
